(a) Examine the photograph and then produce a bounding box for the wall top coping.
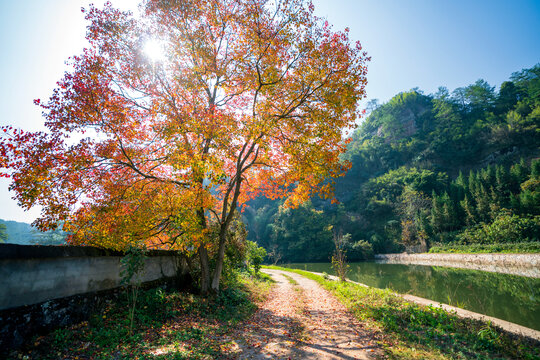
[0,244,178,260]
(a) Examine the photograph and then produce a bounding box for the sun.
[143,39,165,63]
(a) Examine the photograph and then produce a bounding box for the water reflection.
[281,262,540,331]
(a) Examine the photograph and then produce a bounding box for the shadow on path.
[223,270,382,359]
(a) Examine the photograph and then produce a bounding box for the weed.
[52,328,72,347]
[120,246,147,335]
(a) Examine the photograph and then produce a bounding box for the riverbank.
[375,253,540,278]
[266,266,540,359]
[305,269,540,342]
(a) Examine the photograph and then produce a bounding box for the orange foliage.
[0,0,368,256]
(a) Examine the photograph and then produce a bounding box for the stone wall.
[0,244,189,352]
[375,253,540,278]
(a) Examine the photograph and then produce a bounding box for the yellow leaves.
[5,0,368,256]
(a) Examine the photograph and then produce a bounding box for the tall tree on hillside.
[0,223,7,243]
[494,81,519,115]
[461,194,476,226]
[511,64,540,106]
[465,79,495,116]
[0,0,368,293]
[398,186,430,250]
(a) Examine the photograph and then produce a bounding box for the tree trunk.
[211,177,243,293]
[199,245,210,294]
[211,230,227,292]
[197,208,210,294]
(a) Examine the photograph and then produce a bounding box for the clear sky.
[1,0,539,223]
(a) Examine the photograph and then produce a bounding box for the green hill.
[244,64,540,262]
[0,219,67,245]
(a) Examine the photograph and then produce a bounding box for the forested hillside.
[0,219,66,245]
[244,64,540,262]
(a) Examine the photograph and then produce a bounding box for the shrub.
[246,241,267,275]
[428,242,540,253]
[332,232,350,282]
[457,213,539,244]
[350,239,374,259]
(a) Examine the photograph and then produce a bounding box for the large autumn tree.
[0,0,368,293]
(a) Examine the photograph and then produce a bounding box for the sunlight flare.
[143,39,165,63]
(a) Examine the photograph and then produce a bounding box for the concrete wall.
[375,253,540,278]
[0,244,188,351]
[0,244,182,310]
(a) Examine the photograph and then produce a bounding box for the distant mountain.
[0,219,34,244]
[0,219,66,245]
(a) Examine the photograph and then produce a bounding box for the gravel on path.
[225,269,383,359]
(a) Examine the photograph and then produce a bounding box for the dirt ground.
[225,269,384,359]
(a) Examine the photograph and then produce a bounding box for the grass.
[10,271,273,360]
[265,265,540,360]
[428,242,540,254]
[281,273,299,285]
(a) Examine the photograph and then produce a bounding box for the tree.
[494,81,518,115]
[464,79,496,114]
[398,186,430,250]
[331,231,350,282]
[460,194,476,226]
[0,0,368,293]
[0,223,7,243]
[246,240,266,275]
[269,201,334,262]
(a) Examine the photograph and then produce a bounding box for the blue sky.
[1,0,539,223]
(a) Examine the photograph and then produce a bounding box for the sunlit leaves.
[0,0,368,255]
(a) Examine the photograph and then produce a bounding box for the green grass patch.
[429,242,540,254]
[264,265,540,359]
[282,273,299,285]
[12,272,273,360]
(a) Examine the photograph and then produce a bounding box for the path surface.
[226,269,383,359]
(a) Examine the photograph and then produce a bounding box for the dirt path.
[225,269,383,359]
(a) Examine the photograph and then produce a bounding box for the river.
[280,262,540,331]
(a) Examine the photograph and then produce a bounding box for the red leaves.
[1,0,368,252]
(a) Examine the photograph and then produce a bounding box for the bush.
[457,213,539,244]
[246,241,266,274]
[428,242,540,254]
[350,239,374,259]
[332,232,350,282]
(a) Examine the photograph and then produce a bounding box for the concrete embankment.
[375,253,540,278]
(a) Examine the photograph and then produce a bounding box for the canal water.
[281,262,540,331]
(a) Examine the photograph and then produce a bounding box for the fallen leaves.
[227,269,380,359]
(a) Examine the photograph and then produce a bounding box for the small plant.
[322,271,330,280]
[120,245,147,335]
[246,241,267,275]
[477,321,500,346]
[52,328,72,346]
[331,230,351,282]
